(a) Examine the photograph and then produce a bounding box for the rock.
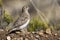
[38,30,44,36]
[45,35,48,38]
[58,38,60,40]
[20,37,23,40]
[32,32,35,34]
[46,28,51,35]
[35,35,40,38]
[54,33,57,36]
[12,38,17,40]
[0,29,4,32]
[25,38,29,40]
[7,36,11,40]
[15,31,21,34]
[0,29,7,40]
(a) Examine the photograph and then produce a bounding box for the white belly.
[19,19,30,29]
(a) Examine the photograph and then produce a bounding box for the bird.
[7,6,30,33]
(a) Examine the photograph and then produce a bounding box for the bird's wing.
[14,12,30,28]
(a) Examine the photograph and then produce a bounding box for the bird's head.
[22,6,29,13]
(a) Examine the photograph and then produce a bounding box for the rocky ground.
[0,28,60,40]
[0,0,60,40]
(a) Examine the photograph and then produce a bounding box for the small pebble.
[54,33,57,36]
[12,38,17,40]
[45,35,48,38]
[0,29,4,31]
[35,35,39,38]
[58,38,60,40]
[15,31,21,34]
[46,28,51,34]
[20,37,23,40]
[7,36,11,40]
[25,38,29,40]
[38,30,44,35]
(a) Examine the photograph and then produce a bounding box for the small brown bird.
[8,6,30,33]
